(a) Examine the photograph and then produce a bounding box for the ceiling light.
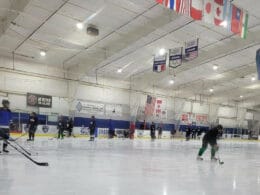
[209,88,214,93]
[251,77,256,81]
[40,51,46,57]
[220,20,228,28]
[240,95,243,98]
[169,79,174,84]
[159,48,166,56]
[76,22,84,30]
[117,69,122,73]
[213,65,218,70]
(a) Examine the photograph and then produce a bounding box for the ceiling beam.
[0,0,30,38]
[13,0,70,52]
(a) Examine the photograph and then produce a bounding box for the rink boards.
[17,124,260,140]
[20,124,172,138]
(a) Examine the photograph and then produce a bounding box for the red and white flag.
[145,95,156,116]
[176,0,191,17]
[203,0,214,24]
[190,0,203,20]
[214,0,225,26]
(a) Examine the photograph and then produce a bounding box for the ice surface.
[0,138,259,195]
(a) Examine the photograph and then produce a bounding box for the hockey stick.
[13,141,32,156]
[6,140,49,166]
[14,133,27,141]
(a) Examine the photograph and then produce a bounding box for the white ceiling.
[0,0,260,108]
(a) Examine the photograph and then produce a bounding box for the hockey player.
[89,116,96,141]
[186,127,191,141]
[157,123,163,139]
[197,124,223,161]
[170,128,176,139]
[67,118,74,137]
[57,116,66,139]
[27,112,38,141]
[0,100,12,153]
[108,119,115,139]
[129,121,135,140]
[150,122,156,141]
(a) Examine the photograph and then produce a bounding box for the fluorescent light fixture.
[40,51,46,56]
[76,22,84,30]
[169,79,174,84]
[159,48,166,56]
[117,69,122,73]
[213,65,218,70]
[209,88,214,93]
[246,84,260,89]
[251,77,256,81]
[220,20,228,28]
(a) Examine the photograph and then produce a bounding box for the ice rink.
[0,138,259,195]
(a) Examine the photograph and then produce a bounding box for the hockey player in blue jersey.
[0,100,13,153]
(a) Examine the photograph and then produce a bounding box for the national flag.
[175,0,191,17]
[222,0,231,25]
[153,54,167,73]
[241,12,249,39]
[167,0,175,10]
[156,0,175,10]
[203,0,214,24]
[190,0,203,20]
[155,64,166,72]
[230,4,246,37]
[145,95,156,116]
[157,99,162,104]
[214,0,225,26]
[156,0,164,3]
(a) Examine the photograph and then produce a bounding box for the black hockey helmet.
[217,124,223,130]
[2,99,10,105]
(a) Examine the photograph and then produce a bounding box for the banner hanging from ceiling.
[181,113,208,126]
[153,54,167,73]
[196,114,208,126]
[256,49,260,80]
[154,98,167,120]
[156,0,248,39]
[144,95,156,116]
[169,47,183,68]
[184,39,199,61]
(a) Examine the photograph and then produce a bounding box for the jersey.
[0,107,12,128]
[150,124,156,133]
[28,116,38,130]
[57,119,66,130]
[89,119,96,131]
[203,126,219,144]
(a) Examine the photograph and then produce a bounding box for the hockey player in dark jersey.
[57,116,66,139]
[89,116,96,141]
[27,112,38,141]
[0,100,13,153]
[150,122,156,141]
[197,124,223,161]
